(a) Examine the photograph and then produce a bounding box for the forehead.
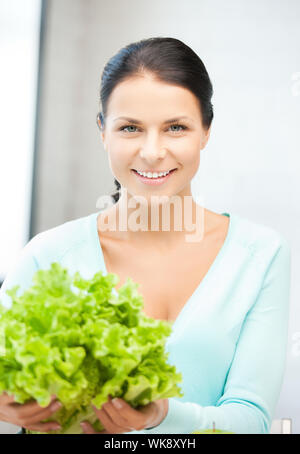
[106,75,201,122]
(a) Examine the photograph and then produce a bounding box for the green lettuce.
[0,262,183,434]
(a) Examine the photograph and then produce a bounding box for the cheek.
[178,146,200,170]
[107,142,132,171]
[173,135,201,165]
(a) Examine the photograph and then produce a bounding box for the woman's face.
[99,73,211,203]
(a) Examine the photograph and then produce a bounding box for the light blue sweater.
[0,210,291,434]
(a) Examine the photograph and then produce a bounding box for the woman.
[0,37,291,434]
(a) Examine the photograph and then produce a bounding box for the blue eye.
[120,125,138,133]
[169,124,187,132]
[119,124,187,133]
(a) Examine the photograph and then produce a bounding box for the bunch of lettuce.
[0,262,183,434]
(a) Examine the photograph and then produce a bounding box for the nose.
[139,135,167,163]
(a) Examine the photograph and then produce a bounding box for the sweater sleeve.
[143,236,291,434]
[0,236,40,309]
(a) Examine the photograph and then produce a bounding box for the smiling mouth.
[130,168,178,185]
[131,168,177,176]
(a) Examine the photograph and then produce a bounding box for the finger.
[80,421,106,434]
[9,394,57,419]
[7,400,62,427]
[10,396,60,422]
[24,421,61,433]
[92,406,126,434]
[24,401,63,426]
[103,396,147,428]
[98,397,137,431]
[0,392,15,405]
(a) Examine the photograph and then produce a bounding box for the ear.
[96,113,106,145]
[201,125,211,150]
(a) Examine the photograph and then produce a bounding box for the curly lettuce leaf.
[0,262,183,434]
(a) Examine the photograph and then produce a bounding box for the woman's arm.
[0,237,40,309]
[141,236,291,434]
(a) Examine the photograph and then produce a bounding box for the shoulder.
[26,211,97,264]
[0,212,99,309]
[230,212,291,266]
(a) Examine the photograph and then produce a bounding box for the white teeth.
[136,170,171,178]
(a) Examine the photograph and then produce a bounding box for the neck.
[107,187,206,247]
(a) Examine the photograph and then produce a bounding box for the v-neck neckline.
[89,210,236,333]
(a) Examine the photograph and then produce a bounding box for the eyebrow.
[113,116,193,124]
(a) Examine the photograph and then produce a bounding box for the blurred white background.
[0,0,299,433]
[0,0,42,280]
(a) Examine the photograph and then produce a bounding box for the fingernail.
[52,424,61,430]
[51,401,62,411]
[112,398,122,409]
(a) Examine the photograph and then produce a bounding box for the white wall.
[0,0,42,281]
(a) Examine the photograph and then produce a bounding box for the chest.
[98,228,228,323]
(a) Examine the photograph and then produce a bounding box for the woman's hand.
[80,396,169,434]
[0,391,62,432]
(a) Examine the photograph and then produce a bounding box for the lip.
[132,168,177,173]
[131,168,177,186]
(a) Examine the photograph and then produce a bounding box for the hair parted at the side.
[97,36,214,204]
